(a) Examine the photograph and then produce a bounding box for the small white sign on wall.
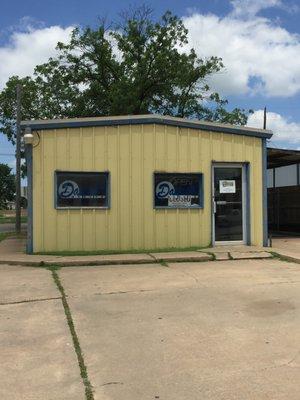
[219,180,236,193]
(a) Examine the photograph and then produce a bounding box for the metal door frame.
[212,163,248,246]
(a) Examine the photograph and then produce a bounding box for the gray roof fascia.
[21,115,273,139]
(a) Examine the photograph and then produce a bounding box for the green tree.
[0,8,251,145]
[0,164,15,209]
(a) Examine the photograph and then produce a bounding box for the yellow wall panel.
[56,130,68,170]
[82,211,95,251]
[82,127,94,171]
[68,128,81,170]
[69,210,82,250]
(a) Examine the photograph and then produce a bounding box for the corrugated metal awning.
[267,147,300,168]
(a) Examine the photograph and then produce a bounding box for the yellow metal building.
[21,115,272,253]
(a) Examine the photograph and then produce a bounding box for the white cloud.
[0,24,73,89]
[183,2,300,97]
[248,109,300,148]
[230,0,283,17]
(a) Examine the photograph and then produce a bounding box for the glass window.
[55,171,109,208]
[154,173,203,208]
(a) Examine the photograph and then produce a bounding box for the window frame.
[54,170,110,210]
[153,172,204,209]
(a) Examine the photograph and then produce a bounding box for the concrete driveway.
[1,258,300,399]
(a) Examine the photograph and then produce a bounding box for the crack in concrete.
[286,350,300,366]
[67,283,215,300]
[0,296,61,306]
[100,381,124,387]
[255,351,300,372]
[257,280,300,286]
[51,269,94,400]
[147,253,158,262]
[95,288,156,296]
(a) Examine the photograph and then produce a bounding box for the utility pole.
[263,106,267,130]
[15,84,22,233]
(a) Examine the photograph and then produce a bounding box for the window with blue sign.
[154,173,203,208]
[55,171,109,208]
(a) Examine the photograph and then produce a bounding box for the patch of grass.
[0,216,27,224]
[160,260,169,267]
[35,245,209,257]
[202,251,216,261]
[0,232,9,242]
[0,231,26,242]
[269,251,298,264]
[51,268,94,400]
[44,264,61,271]
[0,232,15,242]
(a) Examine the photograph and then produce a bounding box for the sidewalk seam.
[51,268,94,400]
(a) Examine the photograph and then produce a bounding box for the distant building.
[6,201,15,210]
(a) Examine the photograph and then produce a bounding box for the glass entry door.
[213,165,245,243]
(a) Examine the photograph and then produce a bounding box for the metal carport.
[267,148,300,234]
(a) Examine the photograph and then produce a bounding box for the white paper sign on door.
[219,180,236,193]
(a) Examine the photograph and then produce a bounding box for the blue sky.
[1,0,300,170]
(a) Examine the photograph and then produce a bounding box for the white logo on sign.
[58,181,80,198]
[156,181,175,198]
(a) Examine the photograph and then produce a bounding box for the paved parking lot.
[1,258,300,399]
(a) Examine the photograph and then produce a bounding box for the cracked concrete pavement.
[0,265,85,400]
[59,259,300,400]
[1,258,300,399]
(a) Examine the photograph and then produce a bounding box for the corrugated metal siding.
[32,124,263,252]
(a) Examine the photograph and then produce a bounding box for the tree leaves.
[0,163,15,209]
[0,9,251,144]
